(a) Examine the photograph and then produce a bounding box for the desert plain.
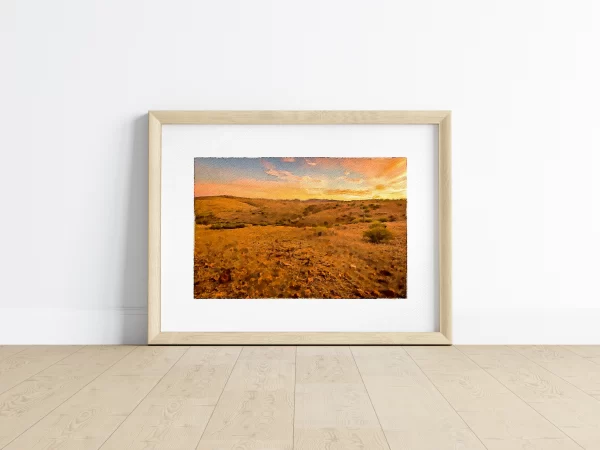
[194,196,407,299]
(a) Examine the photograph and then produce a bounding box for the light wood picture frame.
[148,111,451,345]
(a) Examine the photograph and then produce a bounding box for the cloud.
[281,157,295,162]
[195,180,313,200]
[262,161,299,181]
[297,158,406,182]
[336,175,363,184]
[324,188,371,197]
[348,178,363,184]
[339,158,406,179]
[262,161,321,184]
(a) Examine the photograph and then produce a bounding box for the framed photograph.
[148,111,451,345]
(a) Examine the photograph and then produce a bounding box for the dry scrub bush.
[210,222,246,230]
[314,226,329,236]
[195,212,215,225]
[363,222,393,243]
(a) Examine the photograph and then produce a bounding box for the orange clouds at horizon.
[194,157,407,201]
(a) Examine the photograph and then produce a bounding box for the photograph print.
[193,157,407,299]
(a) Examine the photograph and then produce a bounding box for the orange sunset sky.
[194,157,407,201]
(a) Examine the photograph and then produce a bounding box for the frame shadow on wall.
[119,115,150,343]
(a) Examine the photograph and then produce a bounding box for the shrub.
[303,205,322,215]
[388,215,397,222]
[363,223,393,243]
[210,222,246,230]
[369,222,387,229]
[195,212,215,225]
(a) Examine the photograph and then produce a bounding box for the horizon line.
[194,194,407,201]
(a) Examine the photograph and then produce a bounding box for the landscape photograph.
[194,157,407,299]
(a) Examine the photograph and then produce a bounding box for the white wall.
[1,0,598,344]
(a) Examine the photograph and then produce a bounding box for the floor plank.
[352,346,484,450]
[0,346,134,448]
[512,345,600,400]
[294,346,389,450]
[406,346,581,450]
[100,346,240,450]
[564,346,600,365]
[460,345,600,450]
[196,346,295,450]
[0,346,83,395]
[0,347,29,363]
[3,346,188,450]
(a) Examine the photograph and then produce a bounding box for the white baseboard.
[0,307,148,344]
[453,307,600,344]
[1,307,599,345]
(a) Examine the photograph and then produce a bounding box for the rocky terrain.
[194,196,407,299]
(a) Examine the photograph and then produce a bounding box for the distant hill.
[194,195,406,228]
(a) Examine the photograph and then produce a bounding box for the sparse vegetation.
[209,222,246,230]
[194,196,406,299]
[195,212,215,225]
[363,222,393,244]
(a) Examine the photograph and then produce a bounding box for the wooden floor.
[1,346,600,449]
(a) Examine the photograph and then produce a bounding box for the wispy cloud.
[337,175,363,185]
[262,161,322,184]
[324,188,371,197]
